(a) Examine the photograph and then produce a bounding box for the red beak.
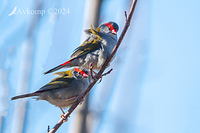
[83,73,89,78]
[111,29,117,34]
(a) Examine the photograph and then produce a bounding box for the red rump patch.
[61,60,71,66]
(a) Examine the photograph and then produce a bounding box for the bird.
[44,21,119,75]
[11,67,89,114]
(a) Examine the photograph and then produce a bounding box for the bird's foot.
[60,114,68,122]
[59,107,68,122]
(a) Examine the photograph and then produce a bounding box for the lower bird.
[11,67,89,114]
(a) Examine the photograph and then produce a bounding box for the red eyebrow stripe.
[74,68,81,73]
[74,68,87,76]
[104,22,117,33]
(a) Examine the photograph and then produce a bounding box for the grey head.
[99,21,119,40]
[72,67,89,79]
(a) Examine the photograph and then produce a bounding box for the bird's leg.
[59,107,68,122]
[90,63,96,80]
[92,70,97,76]
[59,107,65,114]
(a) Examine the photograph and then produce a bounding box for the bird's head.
[98,22,119,37]
[74,67,89,78]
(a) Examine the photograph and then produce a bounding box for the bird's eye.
[78,72,81,75]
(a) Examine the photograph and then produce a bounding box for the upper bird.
[11,68,89,112]
[44,21,119,75]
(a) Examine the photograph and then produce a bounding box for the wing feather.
[71,25,102,58]
[35,76,74,93]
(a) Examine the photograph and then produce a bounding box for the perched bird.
[44,21,119,75]
[11,68,89,113]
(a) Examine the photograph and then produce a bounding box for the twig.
[125,11,128,23]
[102,68,113,77]
[49,0,137,132]
[47,125,50,133]
[98,68,113,83]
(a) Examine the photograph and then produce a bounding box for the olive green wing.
[84,25,101,35]
[70,25,102,58]
[53,70,73,77]
[35,76,74,93]
[71,38,102,58]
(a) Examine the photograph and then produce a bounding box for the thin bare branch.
[102,68,113,77]
[98,68,113,83]
[47,125,50,133]
[49,0,137,132]
[125,11,128,23]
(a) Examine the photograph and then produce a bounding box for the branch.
[49,0,137,132]
[47,125,50,133]
[98,68,113,83]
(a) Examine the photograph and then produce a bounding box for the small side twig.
[102,68,113,77]
[47,125,50,133]
[125,11,128,23]
[49,0,138,132]
[98,68,113,83]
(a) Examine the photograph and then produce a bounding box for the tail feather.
[44,64,66,75]
[11,92,38,100]
[44,59,74,75]
[44,56,81,75]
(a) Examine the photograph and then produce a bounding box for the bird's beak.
[83,73,89,78]
[111,29,117,34]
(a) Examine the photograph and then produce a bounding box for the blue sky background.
[0,0,200,133]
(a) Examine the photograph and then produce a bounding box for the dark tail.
[11,92,38,100]
[43,59,75,74]
[44,64,66,74]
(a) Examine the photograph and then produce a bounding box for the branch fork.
[89,62,113,83]
[49,0,138,132]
